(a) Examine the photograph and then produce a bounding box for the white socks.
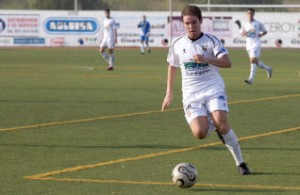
[247,63,257,82]
[248,61,272,83]
[109,53,115,67]
[222,129,244,166]
[140,43,145,53]
[140,43,150,53]
[101,52,109,63]
[101,52,114,67]
[258,61,271,71]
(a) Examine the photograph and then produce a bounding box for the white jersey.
[167,33,228,103]
[102,17,117,40]
[241,19,266,50]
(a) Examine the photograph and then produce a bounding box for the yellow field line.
[229,93,300,105]
[0,109,173,132]
[24,141,221,179]
[1,94,299,132]
[25,126,299,180]
[25,177,300,191]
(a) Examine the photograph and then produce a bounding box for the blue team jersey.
[138,20,150,35]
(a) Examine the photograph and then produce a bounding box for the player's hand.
[240,30,247,37]
[193,54,205,63]
[161,94,173,112]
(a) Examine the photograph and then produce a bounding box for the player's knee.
[216,123,230,134]
[194,131,207,139]
[191,127,208,139]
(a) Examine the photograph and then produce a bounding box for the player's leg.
[106,38,115,70]
[107,48,115,70]
[252,47,272,78]
[189,116,210,139]
[207,96,250,174]
[99,41,109,64]
[140,35,145,54]
[245,48,258,84]
[184,103,213,139]
[145,35,150,53]
[258,61,272,78]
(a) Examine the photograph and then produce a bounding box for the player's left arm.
[146,22,151,37]
[113,20,118,44]
[194,44,231,68]
[259,30,267,38]
[196,53,231,68]
[114,28,118,44]
[258,22,267,38]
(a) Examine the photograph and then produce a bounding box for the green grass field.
[0,47,299,195]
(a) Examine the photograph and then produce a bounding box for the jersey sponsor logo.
[184,62,210,76]
[184,62,209,70]
[44,17,100,34]
[247,30,256,38]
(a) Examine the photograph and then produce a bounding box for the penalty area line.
[24,126,300,180]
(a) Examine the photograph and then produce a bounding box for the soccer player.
[161,5,250,175]
[137,15,151,54]
[99,8,118,71]
[240,8,272,85]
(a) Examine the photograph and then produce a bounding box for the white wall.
[0,10,299,48]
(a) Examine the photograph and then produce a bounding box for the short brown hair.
[247,8,255,14]
[181,5,202,20]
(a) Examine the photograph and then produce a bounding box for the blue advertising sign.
[14,38,45,45]
[44,17,100,35]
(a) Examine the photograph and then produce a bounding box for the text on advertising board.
[44,17,100,34]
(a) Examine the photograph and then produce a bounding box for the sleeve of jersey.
[259,22,267,33]
[113,19,117,30]
[239,23,246,34]
[212,38,228,59]
[167,45,180,67]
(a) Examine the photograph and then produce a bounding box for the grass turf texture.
[0,47,299,195]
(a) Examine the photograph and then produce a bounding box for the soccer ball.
[171,163,198,188]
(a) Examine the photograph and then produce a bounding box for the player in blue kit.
[138,15,151,54]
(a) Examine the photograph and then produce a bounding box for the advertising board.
[0,10,299,48]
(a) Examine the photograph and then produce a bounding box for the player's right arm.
[240,24,247,37]
[161,65,177,111]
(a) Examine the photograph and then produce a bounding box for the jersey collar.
[187,32,204,42]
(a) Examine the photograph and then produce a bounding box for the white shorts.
[247,47,261,58]
[100,37,115,49]
[183,95,229,124]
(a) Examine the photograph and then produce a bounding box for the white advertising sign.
[0,14,40,37]
[0,10,299,48]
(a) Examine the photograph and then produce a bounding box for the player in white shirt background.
[99,8,118,71]
[240,8,272,85]
[161,5,250,175]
